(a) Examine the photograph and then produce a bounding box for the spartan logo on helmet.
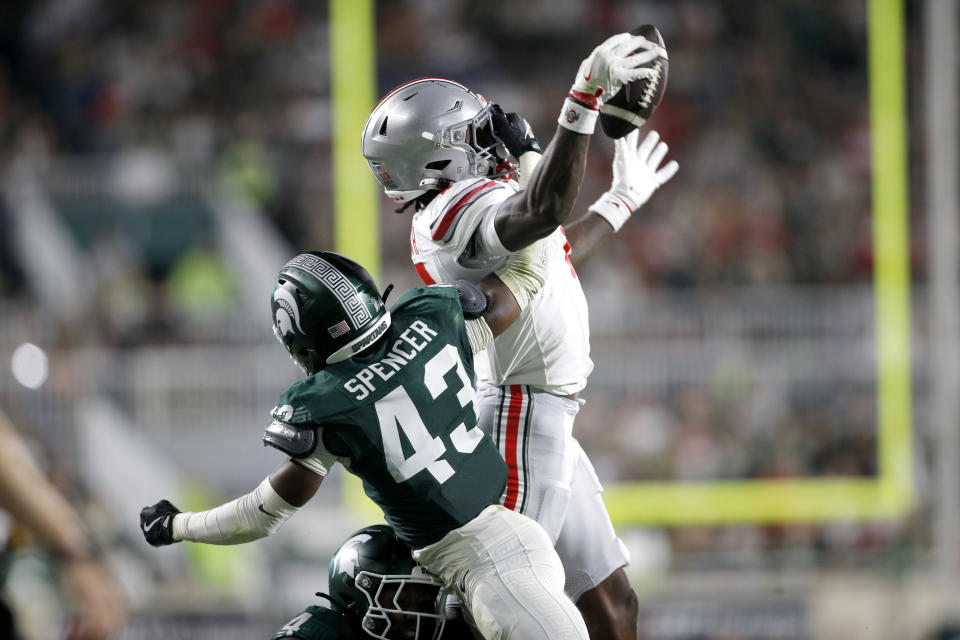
[273,286,304,340]
[332,532,372,579]
[271,251,392,375]
[327,525,445,640]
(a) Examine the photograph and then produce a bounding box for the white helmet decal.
[333,533,372,578]
[273,286,305,335]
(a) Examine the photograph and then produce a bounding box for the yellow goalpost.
[331,0,913,526]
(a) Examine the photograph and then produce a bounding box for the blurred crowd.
[0,0,910,292]
[0,0,929,626]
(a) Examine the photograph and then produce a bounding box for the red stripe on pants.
[502,385,523,510]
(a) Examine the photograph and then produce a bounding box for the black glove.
[490,104,542,157]
[140,499,180,547]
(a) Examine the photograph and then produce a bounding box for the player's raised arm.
[456,240,549,353]
[485,32,663,252]
[564,128,678,268]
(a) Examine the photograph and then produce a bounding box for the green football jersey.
[272,286,508,549]
[272,604,354,639]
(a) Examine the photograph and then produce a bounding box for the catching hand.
[570,32,665,106]
[589,129,678,232]
[139,499,180,547]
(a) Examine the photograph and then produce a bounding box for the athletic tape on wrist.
[518,151,542,189]
[557,97,598,134]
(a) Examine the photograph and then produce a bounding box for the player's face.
[376,581,442,640]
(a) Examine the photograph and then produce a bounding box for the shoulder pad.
[452,280,489,320]
[263,420,317,459]
[428,179,503,243]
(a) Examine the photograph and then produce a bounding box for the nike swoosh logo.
[258,504,278,517]
[584,65,593,82]
[142,515,168,533]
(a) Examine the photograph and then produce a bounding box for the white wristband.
[557,97,598,134]
[588,190,636,232]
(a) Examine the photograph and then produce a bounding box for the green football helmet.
[328,524,445,640]
[271,252,391,374]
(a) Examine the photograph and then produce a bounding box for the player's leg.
[573,568,639,640]
[476,384,579,542]
[444,594,484,639]
[414,505,588,640]
[555,444,637,640]
[477,386,637,637]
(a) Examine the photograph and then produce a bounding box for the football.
[599,24,669,139]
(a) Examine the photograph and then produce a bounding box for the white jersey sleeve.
[410,177,516,285]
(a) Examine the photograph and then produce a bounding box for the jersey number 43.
[374,345,484,484]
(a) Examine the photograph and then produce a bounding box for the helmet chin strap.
[381,284,395,304]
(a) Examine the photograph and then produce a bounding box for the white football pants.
[413,505,588,640]
[477,384,630,600]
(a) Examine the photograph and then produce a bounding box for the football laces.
[639,61,662,110]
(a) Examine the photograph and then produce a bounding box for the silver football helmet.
[361,78,510,203]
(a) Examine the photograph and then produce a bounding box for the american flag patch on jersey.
[328,320,349,338]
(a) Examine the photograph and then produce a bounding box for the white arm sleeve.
[172,477,298,545]
[493,239,549,311]
[465,317,495,354]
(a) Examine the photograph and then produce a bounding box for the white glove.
[589,129,679,232]
[572,32,663,103]
[560,32,664,134]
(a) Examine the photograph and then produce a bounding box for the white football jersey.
[409,177,593,395]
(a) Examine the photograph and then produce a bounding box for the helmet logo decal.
[333,533,372,578]
[370,161,392,183]
[285,254,372,329]
[273,287,305,336]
